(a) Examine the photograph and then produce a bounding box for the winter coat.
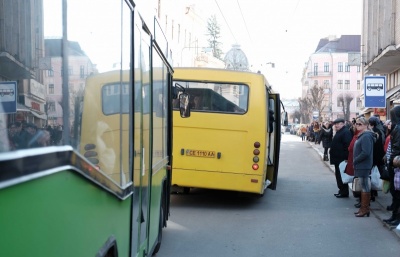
[371,126,385,167]
[329,126,352,165]
[353,130,375,177]
[346,130,361,176]
[390,106,400,169]
[319,125,333,149]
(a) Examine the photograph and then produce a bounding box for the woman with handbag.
[353,117,375,217]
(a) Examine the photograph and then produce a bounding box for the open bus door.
[266,93,287,190]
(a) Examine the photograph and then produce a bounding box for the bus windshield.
[173,81,249,114]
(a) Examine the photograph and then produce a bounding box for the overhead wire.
[214,0,238,43]
[236,0,252,42]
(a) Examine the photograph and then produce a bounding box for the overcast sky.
[193,0,363,99]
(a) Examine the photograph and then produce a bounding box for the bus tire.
[152,203,163,255]
[183,187,190,194]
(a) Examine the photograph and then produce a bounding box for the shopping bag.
[394,168,400,191]
[339,161,353,184]
[371,166,383,190]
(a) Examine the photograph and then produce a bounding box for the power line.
[236,0,252,42]
[214,0,237,43]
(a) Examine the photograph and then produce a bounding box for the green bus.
[0,1,188,256]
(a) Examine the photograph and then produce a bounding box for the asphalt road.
[158,134,400,257]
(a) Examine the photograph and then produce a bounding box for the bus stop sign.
[364,76,386,108]
[0,81,17,113]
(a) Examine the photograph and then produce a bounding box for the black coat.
[329,126,352,165]
[319,126,333,148]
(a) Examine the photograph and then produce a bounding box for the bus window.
[173,82,248,114]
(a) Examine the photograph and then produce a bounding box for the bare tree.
[207,15,223,60]
[309,85,326,122]
[298,97,312,124]
[292,110,301,123]
[337,93,354,121]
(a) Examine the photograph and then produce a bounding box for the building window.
[356,97,362,107]
[178,24,180,43]
[357,80,361,90]
[313,63,318,76]
[345,80,350,90]
[337,97,343,107]
[324,80,329,89]
[68,66,73,76]
[80,65,85,78]
[324,62,329,72]
[337,80,343,89]
[48,69,54,77]
[171,19,174,40]
[48,102,55,112]
[49,84,54,94]
[357,65,361,72]
[345,63,350,72]
[338,62,343,72]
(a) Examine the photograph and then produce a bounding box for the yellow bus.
[172,67,286,195]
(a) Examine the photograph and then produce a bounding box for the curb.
[307,140,400,238]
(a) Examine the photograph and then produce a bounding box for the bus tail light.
[84,144,99,166]
[252,142,260,170]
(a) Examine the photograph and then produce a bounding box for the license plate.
[186,149,215,158]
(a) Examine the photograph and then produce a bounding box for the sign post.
[364,76,386,108]
[0,81,17,113]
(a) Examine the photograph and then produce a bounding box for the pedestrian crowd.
[298,106,400,226]
[6,121,63,150]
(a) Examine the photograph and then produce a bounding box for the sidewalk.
[306,139,400,238]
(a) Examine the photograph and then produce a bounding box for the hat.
[25,123,37,129]
[368,116,380,126]
[332,118,345,124]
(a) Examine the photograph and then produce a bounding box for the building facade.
[362,1,400,119]
[301,35,362,122]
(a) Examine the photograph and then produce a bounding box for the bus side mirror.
[179,93,190,118]
[282,111,288,126]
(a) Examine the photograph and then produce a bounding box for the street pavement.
[303,135,400,238]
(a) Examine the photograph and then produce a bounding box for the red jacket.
[346,130,361,176]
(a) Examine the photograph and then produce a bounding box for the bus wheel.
[152,205,163,255]
[183,187,190,194]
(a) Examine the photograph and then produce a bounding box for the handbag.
[352,177,371,193]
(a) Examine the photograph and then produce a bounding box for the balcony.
[307,71,332,78]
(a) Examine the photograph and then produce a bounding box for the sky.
[192,0,363,99]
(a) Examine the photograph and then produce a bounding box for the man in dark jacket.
[385,106,400,226]
[330,118,353,198]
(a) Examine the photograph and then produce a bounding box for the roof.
[315,35,361,53]
[44,39,87,57]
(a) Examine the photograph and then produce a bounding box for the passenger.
[385,106,400,226]
[313,122,321,144]
[193,96,202,110]
[347,126,361,208]
[319,121,333,161]
[25,123,41,148]
[330,118,352,198]
[353,117,375,217]
[300,125,307,141]
[369,116,386,201]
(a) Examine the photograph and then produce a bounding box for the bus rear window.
[102,83,129,115]
[173,81,249,114]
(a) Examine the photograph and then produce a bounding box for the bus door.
[266,93,282,190]
[131,19,152,256]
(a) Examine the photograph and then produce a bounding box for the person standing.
[353,117,375,217]
[330,118,352,198]
[319,121,333,161]
[386,106,400,226]
[300,125,307,141]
